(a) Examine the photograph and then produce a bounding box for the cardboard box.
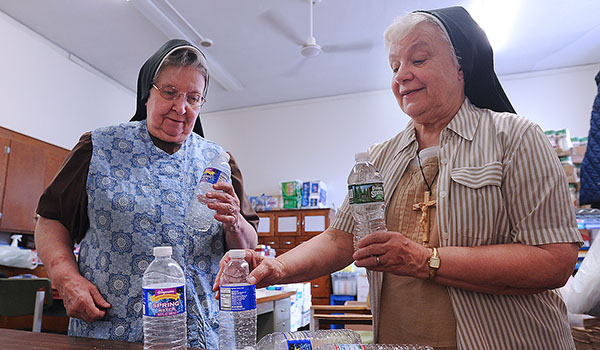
[310,181,326,195]
[301,182,311,207]
[264,195,279,210]
[302,181,327,208]
[248,195,265,211]
[282,180,302,209]
[283,196,301,209]
[356,272,369,302]
[562,164,577,183]
[572,144,587,164]
[302,281,312,312]
[274,282,311,330]
[331,271,358,295]
[249,194,280,211]
[301,309,311,328]
[282,180,302,197]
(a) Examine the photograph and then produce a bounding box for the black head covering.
[130,39,209,137]
[416,6,515,114]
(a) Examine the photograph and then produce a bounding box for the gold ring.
[376,255,381,265]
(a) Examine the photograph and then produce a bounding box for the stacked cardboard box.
[281,180,302,209]
[301,180,327,208]
[249,194,281,211]
[545,130,588,207]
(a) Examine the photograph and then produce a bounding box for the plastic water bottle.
[142,246,187,350]
[186,151,231,231]
[256,329,362,350]
[219,249,257,350]
[316,344,434,350]
[347,152,387,250]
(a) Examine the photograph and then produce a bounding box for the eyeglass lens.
[154,85,205,106]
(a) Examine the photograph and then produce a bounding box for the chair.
[0,278,53,332]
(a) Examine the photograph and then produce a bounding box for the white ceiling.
[1,0,599,113]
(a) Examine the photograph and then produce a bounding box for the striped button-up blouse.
[331,98,582,349]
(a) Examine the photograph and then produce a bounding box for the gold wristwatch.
[428,247,440,280]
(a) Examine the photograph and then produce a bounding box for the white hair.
[383,12,459,66]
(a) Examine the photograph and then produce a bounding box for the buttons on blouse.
[439,190,447,198]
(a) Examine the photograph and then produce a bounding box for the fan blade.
[321,40,374,53]
[259,10,305,46]
[282,57,309,76]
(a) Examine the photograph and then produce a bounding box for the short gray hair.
[383,12,459,66]
[154,46,209,95]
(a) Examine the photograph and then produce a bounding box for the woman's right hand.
[34,217,112,322]
[212,249,286,298]
[55,272,111,322]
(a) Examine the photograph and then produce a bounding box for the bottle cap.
[153,246,172,257]
[229,249,246,259]
[354,152,369,162]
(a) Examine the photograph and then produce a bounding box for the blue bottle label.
[143,285,186,317]
[286,339,313,350]
[348,182,385,204]
[219,284,257,311]
[200,167,227,185]
[282,331,313,350]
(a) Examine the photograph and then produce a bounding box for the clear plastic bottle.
[219,249,256,350]
[316,344,434,350]
[142,246,187,350]
[347,152,387,250]
[186,151,231,231]
[256,329,362,350]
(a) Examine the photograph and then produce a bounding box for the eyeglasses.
[152,84,206,107]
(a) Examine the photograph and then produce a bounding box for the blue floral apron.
[70,121,226,349]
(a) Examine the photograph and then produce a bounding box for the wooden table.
[256,289,295,306]
[0,328,203,349]
[1,289,296,348]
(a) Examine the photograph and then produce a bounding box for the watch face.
[430,257,440,269]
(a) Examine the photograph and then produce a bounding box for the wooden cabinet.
[257,208,334,235]
[0,127,69,233]
[2,138,46,232]
[0,137,10,216]
[257,208,336,305]
[256,211,274,237]
[310,274,332,305]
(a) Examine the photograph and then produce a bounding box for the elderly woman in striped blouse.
[215,7,582,349]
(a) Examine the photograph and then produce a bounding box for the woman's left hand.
[206,182,243,234]
[353,230,431,279]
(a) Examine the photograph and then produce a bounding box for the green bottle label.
[348,182,385,204]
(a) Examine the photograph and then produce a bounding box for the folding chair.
[0,278,53,332]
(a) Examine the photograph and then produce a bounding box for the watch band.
[428,247,440,280]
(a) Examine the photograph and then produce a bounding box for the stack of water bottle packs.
[281,180,303,208]
[281,179,327,209]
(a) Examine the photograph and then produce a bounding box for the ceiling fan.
[260,0,373,58]
[300,0,323,57]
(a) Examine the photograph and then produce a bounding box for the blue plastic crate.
[329,294,356,329]
[330,294,355,305]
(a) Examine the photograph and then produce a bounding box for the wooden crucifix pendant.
[412,191,437,245]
